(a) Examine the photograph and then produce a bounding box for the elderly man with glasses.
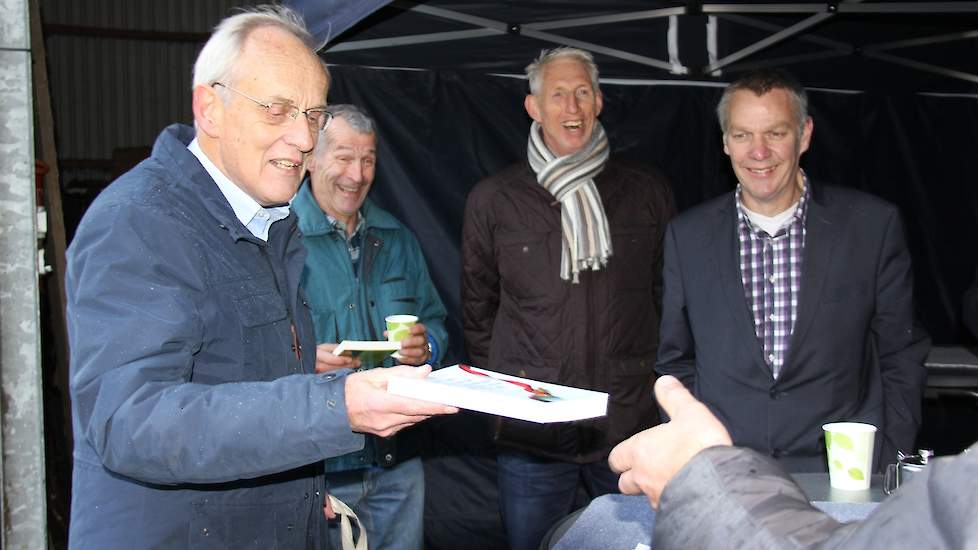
[65,6,455,549]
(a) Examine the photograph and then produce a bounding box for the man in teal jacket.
[293,103,448,550]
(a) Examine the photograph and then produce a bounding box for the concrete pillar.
[0,0,49,547]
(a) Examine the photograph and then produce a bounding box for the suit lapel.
[784,186,845,369]
[710,197,771,377]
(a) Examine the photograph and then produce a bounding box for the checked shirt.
[736,179,810,379]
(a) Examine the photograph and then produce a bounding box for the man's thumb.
[654,375,691,418]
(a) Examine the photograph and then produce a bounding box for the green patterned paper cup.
[385,315,418,344]
[823,422,877,490]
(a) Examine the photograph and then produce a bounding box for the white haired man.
[461,47,675,550]
[66,6,454,548]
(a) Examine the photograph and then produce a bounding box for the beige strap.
[328,495,368,550]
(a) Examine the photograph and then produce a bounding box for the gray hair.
[315,104,377,153]
[192,4,328,89]
[716,68,808,136]
[525,47,600,96]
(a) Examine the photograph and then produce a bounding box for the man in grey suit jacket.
[656,69,929,472]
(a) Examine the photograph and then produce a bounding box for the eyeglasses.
[212,82,332,132]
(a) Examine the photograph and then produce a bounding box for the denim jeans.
[326,457,424,550]
[496,449,620,550]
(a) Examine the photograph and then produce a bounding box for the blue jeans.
[496,450,620,550]
[326,457,424,550]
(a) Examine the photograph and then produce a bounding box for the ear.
[192,84,223,138]
[524,94,541,123]
[595,90,604,117]
[799,116,814,154]
[722,135,730,156]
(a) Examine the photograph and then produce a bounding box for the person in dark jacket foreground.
[610,375,978,549]
[65,6,455,548]
[293,104,449,550]
[461,46,675,550]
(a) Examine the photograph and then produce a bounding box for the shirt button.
[768,314,776,321]
[202,528,209,537]
[326,399,336,408]
[768,354,775,362]
[769,275,776,283]
[385,453,393,462]
[348,303,355,309]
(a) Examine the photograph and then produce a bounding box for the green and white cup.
[823,422,877,490]
[385,314,418,344]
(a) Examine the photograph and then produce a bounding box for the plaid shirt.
[327,213,366,275]
[736,179,810,379]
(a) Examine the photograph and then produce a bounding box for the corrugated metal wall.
[41,0,263,189]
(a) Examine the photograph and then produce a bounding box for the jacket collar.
[783,182,846,371]
[292,178,400,237]
[154,123,274,243]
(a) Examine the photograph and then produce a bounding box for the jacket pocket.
[604,357,659,445]
[231,289,290,381]
[383,280,418,310]
[189,498,305,549]
[496,231,563,302]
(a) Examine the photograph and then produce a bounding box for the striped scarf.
[527,121,612,283]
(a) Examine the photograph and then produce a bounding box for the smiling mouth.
[747,166,775,176]
[562,121,583,129]
[337,182,361,194]
[270,159,301,170]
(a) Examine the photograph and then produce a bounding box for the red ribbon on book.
[459,364,555,400]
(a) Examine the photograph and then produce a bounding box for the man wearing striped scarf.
[462,47,676,550]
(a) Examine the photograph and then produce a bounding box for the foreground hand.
[609,375,732,508]
[388,323,431,366]
[316,343,361,373]
[345,364,457,437]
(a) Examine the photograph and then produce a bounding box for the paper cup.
[385,315,418,343]
[823,422,877,490]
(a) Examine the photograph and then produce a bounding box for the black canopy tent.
[284,2,978,548]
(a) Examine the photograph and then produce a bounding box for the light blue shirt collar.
[187,138,290,241]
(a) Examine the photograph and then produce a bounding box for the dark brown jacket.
[461,160,675,463]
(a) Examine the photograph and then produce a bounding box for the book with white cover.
[387,364,608,423]
[333,340,401,367]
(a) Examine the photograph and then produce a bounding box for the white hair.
[525,47,600,96]
[192,4,327,89]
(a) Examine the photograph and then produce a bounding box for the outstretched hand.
[344,364,457,438]
[609,375,732,508]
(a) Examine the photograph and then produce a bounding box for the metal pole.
[0,0,49,547]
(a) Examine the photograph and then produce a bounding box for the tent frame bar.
[323,0,978,85]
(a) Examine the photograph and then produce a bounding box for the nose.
[748,136,771,160]
[283,114,316,154]
[566,94,580,113]
[345,160,363,184]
